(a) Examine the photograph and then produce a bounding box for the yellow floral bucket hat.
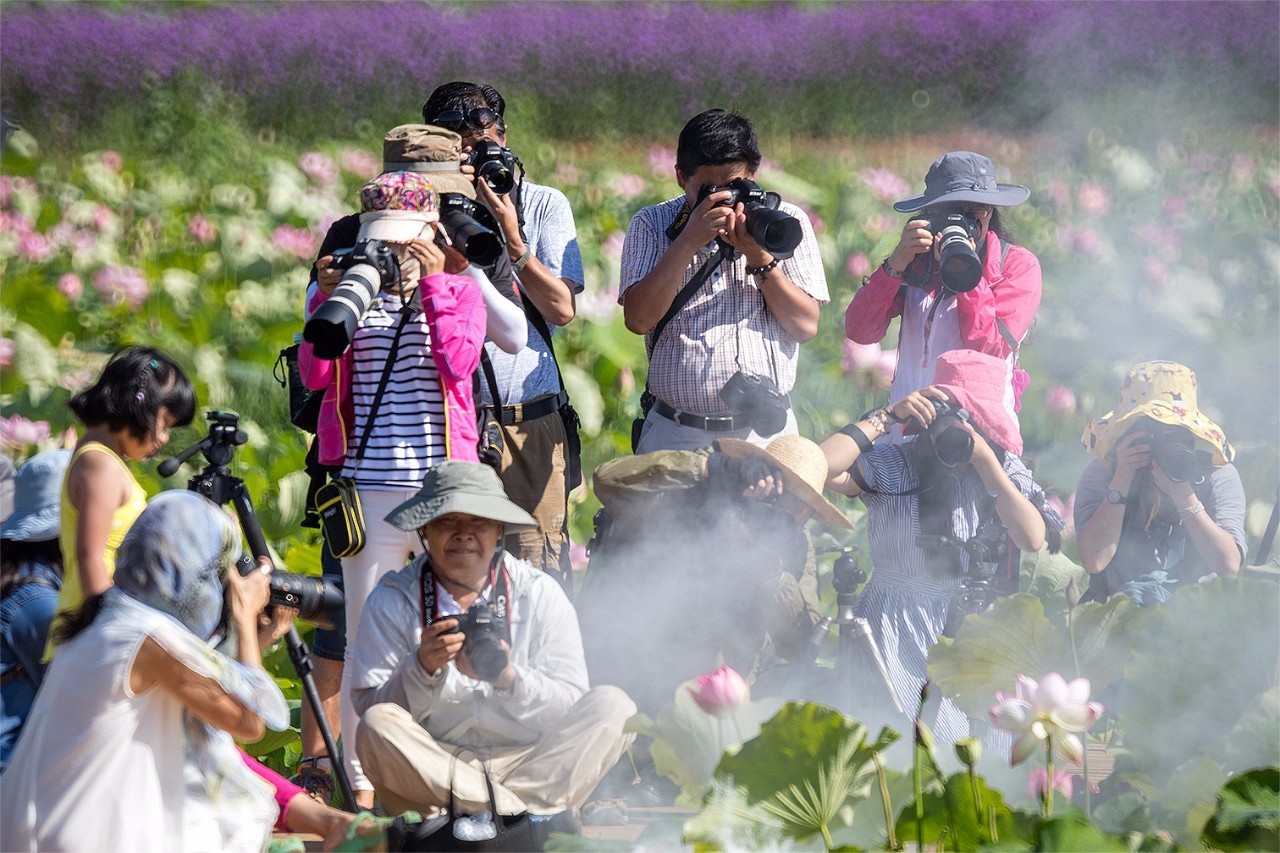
[1081,361,1233,466]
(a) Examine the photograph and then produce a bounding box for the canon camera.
[696,177,803,258]
[925,211,983,293]
[442,603,508,681]
[302,239,402,360]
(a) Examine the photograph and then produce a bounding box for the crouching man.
[350,461,635,830]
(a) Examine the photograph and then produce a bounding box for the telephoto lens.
[237,556,345,628]
[929,214,982,293]
[439,194,503,266]
[303,239,402,359]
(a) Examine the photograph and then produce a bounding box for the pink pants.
[239,747,305,831]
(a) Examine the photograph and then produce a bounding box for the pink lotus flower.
[688,665,749,716]
[1076,182,1111,216]
[99,150,124,172]
[188,214,218,245]
[299,151,339,185]
[858,167,911,204]
[58,273,83,300]
[568,542,590,572]
[91,265,149,308]
[271,225,320,260]
[0,414,51,448]
[989,673,1104,766]
[0,338,13,368]
[339,147,381,179]
[1027,766,1073,802]
[872,348,898,389]
[844,252,872,280]
[612,173,647,200]
[1044,385,1076,417]
[841,340,881,374]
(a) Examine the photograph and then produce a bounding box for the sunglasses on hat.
[429,107,500,136]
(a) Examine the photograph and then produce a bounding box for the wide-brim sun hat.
[385,460,538,532]
[894,151,1030,213]
[358,171,440,244]
[382,124,475,200]
[928,349,1024,456]
[1082,360,1233,465]
[714,435,853,529]
[1,448,72,542]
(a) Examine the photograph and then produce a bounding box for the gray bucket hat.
[385,461,537,532]
[894,151,1030,212]
[382,124,475,199]
[0,449,71,542]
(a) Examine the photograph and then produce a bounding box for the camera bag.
[275,342,323,433]
[475,350,505,474]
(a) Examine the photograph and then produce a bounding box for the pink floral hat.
[928,349,1023,456]
[357,170,439,243]
[1082,361,1233,465]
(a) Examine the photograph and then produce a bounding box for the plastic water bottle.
[453,810,497,841]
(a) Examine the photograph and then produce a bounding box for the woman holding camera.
[846,152,1041,439]
[821,350,1061,743]
[1075,361,1245,606]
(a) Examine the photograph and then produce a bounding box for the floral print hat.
[1082,361,1233,466]
[357,170,440,244]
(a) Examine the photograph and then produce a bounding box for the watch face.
[1107,489,1125,505]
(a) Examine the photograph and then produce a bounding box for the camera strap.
[647,241,732,358]
[419,552,512,646]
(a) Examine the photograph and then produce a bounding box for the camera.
[236,555,345,629]
[441,602,508,681]
[719,371,789,437]
[696,177,803,258]
[466,141,519,195]
[917,531,1008,637]
[438,193,503,266]
[925,212,982,293]
[1147,424,1209,483]
[303,238,402,360]
[912,398,973,467]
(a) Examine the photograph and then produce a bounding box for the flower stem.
[914,743,924,851]
[1044,739,1055,818]
[1067,596,1090,816]
[968,766,983,842]
[873,751,900,851]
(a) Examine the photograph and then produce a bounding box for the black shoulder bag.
[519,289,585,491]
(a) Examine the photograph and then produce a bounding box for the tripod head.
[830,546,866,603]
[157,411,248,504]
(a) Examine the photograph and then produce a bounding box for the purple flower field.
[3,1,1276,139]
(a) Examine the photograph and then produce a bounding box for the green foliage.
[1035,809,1130,852]
[1201,766,1280,853]
[892,771,1023,851]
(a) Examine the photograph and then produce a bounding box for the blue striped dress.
[853,442,1053,745]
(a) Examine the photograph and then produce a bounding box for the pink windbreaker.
[299,272,486,468]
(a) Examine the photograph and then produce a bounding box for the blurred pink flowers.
[688,665,749,716]
[271,225,320,260]
[339,147,380,180]
[58,273,83,300]
[872,348,898,389]
[647,146,675,179]
[188,214,218,245]
[99,150,124,172]
[0,414,51,449]
[299,151,339,185]
[568,542,590,573]
[0,338,12,368]
[841,340,881,374]
[612,173,647,200]
[1076,182,1111,217]
[858,167,911,204]
[91,265,149,308]
[844,251,871,280]
[1026,766,1073,802]
[989,672,1104,766]
[1044,385,1076,417]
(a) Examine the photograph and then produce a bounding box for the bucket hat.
[894,151,1030,212]
[385,461,538,532]
[1082,361,1233,465]
[382,124,475,199]
[920,349,1023,456]
[357,171,440,244]
[714,435,852,529]
[0,449,71,542]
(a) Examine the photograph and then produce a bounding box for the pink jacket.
[299,272,486,468]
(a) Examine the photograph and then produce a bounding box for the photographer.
[423,82,586,586]
[821,350,1062,743]
[846,152,1041,438]
[349,462,635,833]
[1075,361,1245,606]
[621,109,828,453]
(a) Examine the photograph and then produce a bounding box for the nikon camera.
[696,177,803,258]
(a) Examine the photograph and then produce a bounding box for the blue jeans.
[309,541,346,661]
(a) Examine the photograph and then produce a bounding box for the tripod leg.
[286,625,358,812]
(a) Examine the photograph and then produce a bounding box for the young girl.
[45,345,197,660]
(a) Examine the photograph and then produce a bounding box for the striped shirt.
[341,296,447,489]
[619,196,829,414]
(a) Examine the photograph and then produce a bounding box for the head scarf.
[113,490,242,641]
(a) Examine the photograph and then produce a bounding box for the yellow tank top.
[44,442,148,660]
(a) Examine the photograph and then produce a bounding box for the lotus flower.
[1027,766,1073,802]
[688,665,749,716]
[988,672,1104,766]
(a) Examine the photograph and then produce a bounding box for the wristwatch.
[1106,489,1127,506]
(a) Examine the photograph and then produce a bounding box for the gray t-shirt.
[1074,458,1247,597]
[480,180,584,405]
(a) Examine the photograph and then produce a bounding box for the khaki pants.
[499,408,572,585]
[356,686,636,816]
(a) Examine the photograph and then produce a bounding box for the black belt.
[496,392,565,426]
[652,398,748,432]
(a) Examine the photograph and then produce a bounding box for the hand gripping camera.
[907,397,975,467]
[1146,423,1211,483]
[467,141,519,195]
[696,177,803,258]
[925,212,983,293]
[438,193,503,266]
[302,239,402,360]
[441,603,508,681]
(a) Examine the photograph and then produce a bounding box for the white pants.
[339,486,422,793]
[356,687,637,815]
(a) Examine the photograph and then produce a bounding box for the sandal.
[289,756,337,806]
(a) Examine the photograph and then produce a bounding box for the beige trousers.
[356,686,636,816]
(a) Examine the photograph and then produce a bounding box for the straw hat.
[715,435,852,529]
[1082,361,1233,465]
[385,461,537,532]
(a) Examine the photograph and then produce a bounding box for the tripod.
[161,412,357,811]
[826,548,905,720]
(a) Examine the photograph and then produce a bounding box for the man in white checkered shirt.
[620,109,829,453]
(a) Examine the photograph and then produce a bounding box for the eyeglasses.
[429,107,501,136]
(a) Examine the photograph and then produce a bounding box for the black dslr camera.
[912,398,974,467]
[466,141,519,195]
[696,177,803,258]
[439,193,503,266]
[1147,423,1210,483]
[442,603,508,681]
[917,525,1009,638]
[236,555,344,628]
[924,211,982,293]
[303,238,402,360]
[720,371,789,437]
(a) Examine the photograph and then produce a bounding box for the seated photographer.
[1,491,290,851]
[821,349,1062,744]
[846,152,1041,439]
[620,109,828,453]
[1075,361,1245,606]
[577,434,842,714]
[423,81,586,587]
[349,461,635,830]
